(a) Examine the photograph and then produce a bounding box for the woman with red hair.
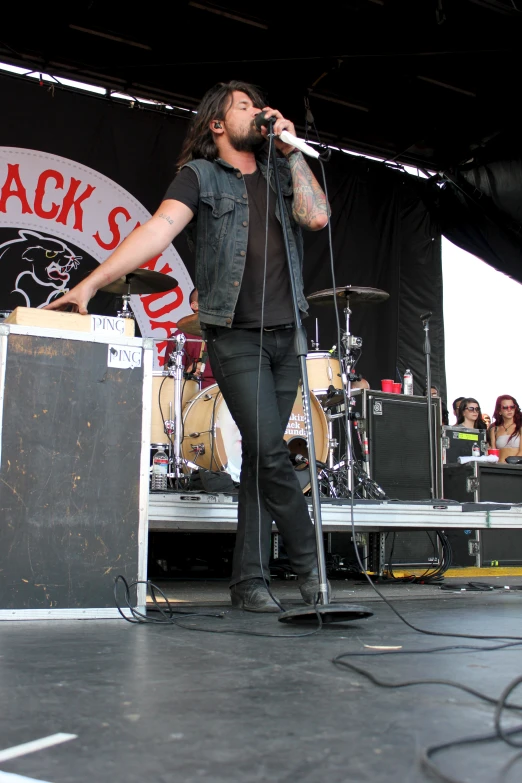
[490,395,522,463]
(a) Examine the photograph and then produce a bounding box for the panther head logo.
[0,230,83,308]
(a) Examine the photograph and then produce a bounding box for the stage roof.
[1,0,522,171]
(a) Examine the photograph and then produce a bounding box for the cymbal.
[100,270,178,295]
[177,313,203,336]
[306,286,389,306]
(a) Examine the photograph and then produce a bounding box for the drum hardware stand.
[326,413,339,469]
[166,333,188,484]
[421,311,435,499]
[338,295,363,496]
[310,318,320,351]
[266,121,372,624]
[117,292,135,319]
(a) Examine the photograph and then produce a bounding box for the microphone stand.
[421,312,435,499]
[265,122,372,624]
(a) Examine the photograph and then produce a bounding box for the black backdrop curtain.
[426,127,522,288]
[305,154,445,399]
[0,73,446,401]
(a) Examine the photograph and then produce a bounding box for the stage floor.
[1,577,522,783]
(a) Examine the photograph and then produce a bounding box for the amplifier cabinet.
[352,389,443,501]
[443,462,522,566]
[0,323,153,618]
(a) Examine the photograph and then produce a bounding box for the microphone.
[254,112,320,160]
[420,311,433,321]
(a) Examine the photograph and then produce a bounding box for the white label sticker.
[107,344,142,369]
[91,315,126,334]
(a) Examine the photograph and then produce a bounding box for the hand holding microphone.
[255,110,320,160]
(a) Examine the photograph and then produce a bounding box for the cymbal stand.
[339,296,363,495]
[167,332,186,484]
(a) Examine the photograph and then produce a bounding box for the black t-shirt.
[163,165,293,328]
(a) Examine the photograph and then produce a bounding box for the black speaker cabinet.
[351,389,443,501]
[443,463,522,566]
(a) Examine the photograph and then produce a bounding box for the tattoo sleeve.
[287,151,329,229]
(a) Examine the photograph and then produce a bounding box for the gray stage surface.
[1,577,522,783]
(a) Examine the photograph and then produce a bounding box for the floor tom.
[306,351,342,399]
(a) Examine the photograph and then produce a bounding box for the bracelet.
[285,147,301,159]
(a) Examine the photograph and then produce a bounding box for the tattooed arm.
[257,106,328,232]
[45,200,194,313]
[286,149,329,231]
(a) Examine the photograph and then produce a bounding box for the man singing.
[45,80,329,612]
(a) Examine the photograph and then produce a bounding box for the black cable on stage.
[332,652,522,782]
[114,575,322,638]
[383,530,451,584]
[420,675,522,783]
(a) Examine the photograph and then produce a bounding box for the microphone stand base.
[278,603,374,624]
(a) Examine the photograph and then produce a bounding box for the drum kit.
[139,276,390,499]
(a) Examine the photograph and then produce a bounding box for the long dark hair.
[457,397,486,430]
[177,80,267,168]
[492,394,521,443]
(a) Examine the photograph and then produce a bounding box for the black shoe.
[230,579,281,613]
[299,569,332,605]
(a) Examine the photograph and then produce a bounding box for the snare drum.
[181,384,329,492]
[306,351,342,399]
[151,372,199,444]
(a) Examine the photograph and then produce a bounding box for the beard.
[228,124,265,153]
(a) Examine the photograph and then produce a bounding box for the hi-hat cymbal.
[177,313,203,336]
[100,270,178,296]
[306,286,389,306]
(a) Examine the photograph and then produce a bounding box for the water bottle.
[403,368,413,395]
[472,442,480,457]
[151,447,169,491]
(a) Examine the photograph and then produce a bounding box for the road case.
[443,462,522,567]
[0,318,153,619]
[442,425,487,464]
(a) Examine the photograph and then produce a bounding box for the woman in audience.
[489,395,522,463]
[456,398,487,430]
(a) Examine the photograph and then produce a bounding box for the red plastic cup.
[381,379,393,392]
[392,382,402,394]
[488,449,500,458]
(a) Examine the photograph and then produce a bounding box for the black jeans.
[204,326,318,586]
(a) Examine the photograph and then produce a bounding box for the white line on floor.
[0,734,76,763]
[0,772,54,783]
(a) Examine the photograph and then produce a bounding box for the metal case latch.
[466,477,480,493]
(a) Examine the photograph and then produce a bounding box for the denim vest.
[183,156,307,327]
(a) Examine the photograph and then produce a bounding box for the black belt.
[262,324,294,332]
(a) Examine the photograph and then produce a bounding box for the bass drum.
[181,384,329,492]
[151,372,200,445]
